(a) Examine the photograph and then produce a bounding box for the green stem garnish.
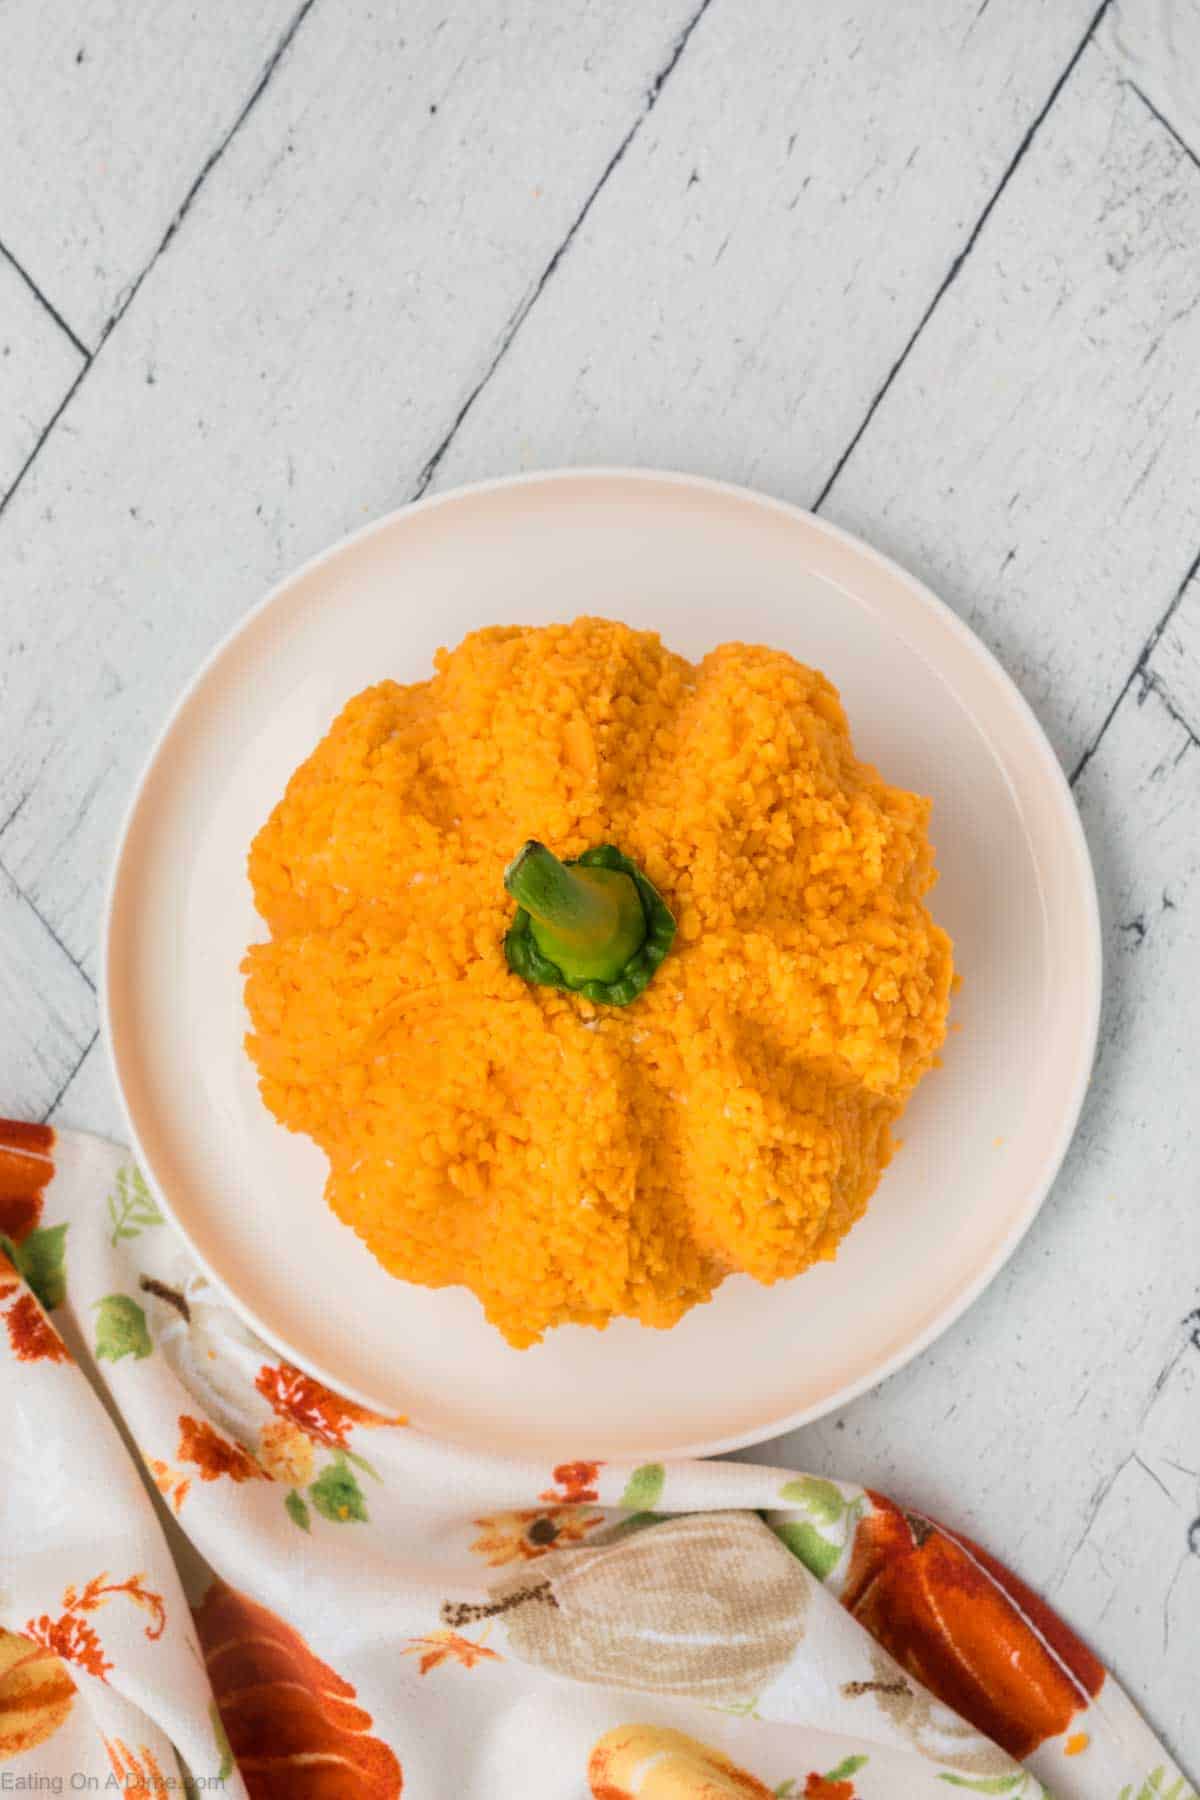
[504,841,675,1006]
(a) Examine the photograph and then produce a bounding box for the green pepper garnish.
[504,841,675,1006]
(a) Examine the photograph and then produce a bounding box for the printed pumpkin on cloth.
[0,1120,1193,1799]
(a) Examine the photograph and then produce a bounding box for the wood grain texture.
[822,39,1200,769]
[428,0,1098,500]
[0,0,302,346]
[0,863,94,1121]
[0,0,700,975]
[1150,572,1200,734]
[1104,0,1200,157]
[0,251,83,499]
[768,671,1200,1764]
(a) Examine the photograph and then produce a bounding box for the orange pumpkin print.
[4,1290,69,1363]
[541,1460,603,1503]
[255,1362,404,1448]
[178,1415,269,1483]
[842,1492,1104,1758]
[588,1724,772,1798]
[104,1738,170,1796]
[0,1628,75,1761]
[803,1774,857,1800]
[194,1580,402,1798]
[0,1119,54,1244]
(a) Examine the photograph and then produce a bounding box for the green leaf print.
[620,1462,665,1509]
[939,1776,1024,1794]
[208,1700,234,1782]
[1119,1771,1198,1800]
[778,1475,845,1523]
[774,1519,841,1581]
[285,1489,312,1532]
[825,1756,869,1782]
[309,1455,369,1524]
[774,1783,797,1798]
[0,1223,68,1311]
[94,1294,153,1362]
[107,1163,164,1245]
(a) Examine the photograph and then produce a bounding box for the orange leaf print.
[401,1629,501,1676]
[178,1415,269,1483]
[0,1628,75,1761]
[104,1738,170,1796]
[255,1362,404,1447]
[541,1459,603,1504]
[4,1292,69,1363]
[194,1580,402,1798]
[470,1506,604,1566]
[842,1492,1104,1758]
[804,1778,855,1800]
[27,1572,169,1679]
[588,1724,773,1798]
[0,1119,54,1245]
[147,1459,191,1515]
[24,1613,111,1682]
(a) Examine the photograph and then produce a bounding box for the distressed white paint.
[0,0,301,346]
[0,0,1196,1768]
[1152,573,1200,733]
[822,41,1200,769]
[0,254,82,498]
[0,864,94,1120]
[0,0,700,974]
[1105,0,1200,154]
[48,1033,125,1146]
[430,0,1097,505]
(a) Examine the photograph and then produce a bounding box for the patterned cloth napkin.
[0,1121,1192,1800]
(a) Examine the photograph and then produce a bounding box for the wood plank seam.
[811,0,1112,520]
[0,852,97,994]
[0,235,90,359]
[40,1025,99,1125]
[1126,77,1200,175]
[0,0,320,529]
[1070,542,1200,787]
[409,0,717,500]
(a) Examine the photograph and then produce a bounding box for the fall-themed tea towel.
[0,1121,1193,1799]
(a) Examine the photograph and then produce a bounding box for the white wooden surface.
[0,0,1196,1767]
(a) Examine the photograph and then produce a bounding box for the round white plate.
[104,470,1100,1460]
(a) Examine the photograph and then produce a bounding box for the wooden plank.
[0,253,83,499]
[0,0,701,973]
[821,41,1200,769]
[47,1034,126,1144]
[1151,572,1200,735]
[0,866,94,1121]
[1103,0,1200,157]
[0,0,302,346]
[767,672,1200,1762]
[427,0,1096,497]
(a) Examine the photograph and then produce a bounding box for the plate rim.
[101,466,1103,1458]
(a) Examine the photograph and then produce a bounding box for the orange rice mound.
[243,618,953,1347]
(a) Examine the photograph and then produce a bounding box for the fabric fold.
[0,1121,1192,1800]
